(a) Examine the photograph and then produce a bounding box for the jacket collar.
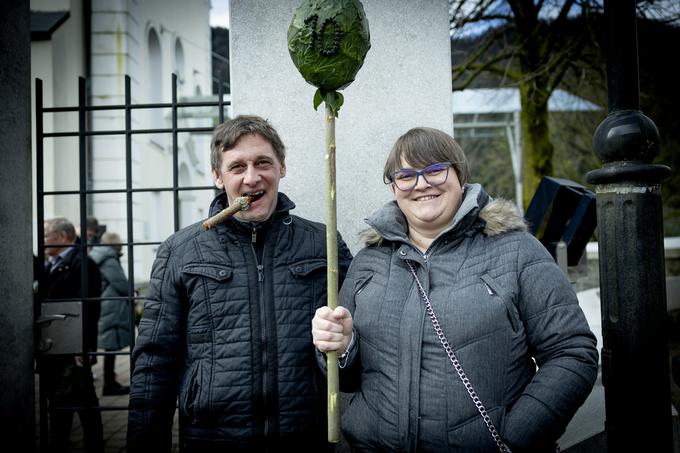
[361,183,526,247]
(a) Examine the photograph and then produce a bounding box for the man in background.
[40,217,104,452]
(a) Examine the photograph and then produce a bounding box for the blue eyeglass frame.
[385,162,453,191]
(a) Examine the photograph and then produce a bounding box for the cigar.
[202,195,252,230]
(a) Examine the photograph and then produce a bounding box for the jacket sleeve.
[336,231,353,287]
[127,239,184,453]
[502,235,599,452]
[336,258,365,393]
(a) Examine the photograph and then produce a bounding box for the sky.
[210,0,230,29]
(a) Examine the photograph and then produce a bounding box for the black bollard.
[586,0,673,451]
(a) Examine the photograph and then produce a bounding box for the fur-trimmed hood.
[360,183,526,247]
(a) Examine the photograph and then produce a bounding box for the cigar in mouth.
[202,195,252,230]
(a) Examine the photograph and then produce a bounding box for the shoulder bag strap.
[405,259,510,453]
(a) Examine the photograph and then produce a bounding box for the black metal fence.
[34,73,230,450]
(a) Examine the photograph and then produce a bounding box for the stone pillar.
[0,0,35,448]
[230,0,452,252]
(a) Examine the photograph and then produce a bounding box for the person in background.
[312,127,599,452]
[90,231,131,396]
[40,217,104,452]
[76,216,103,249]
[127,115,353,452]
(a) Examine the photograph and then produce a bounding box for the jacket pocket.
[182,263,232,281]
[289,258,328,317]
[480,274,520,331]
[180,361,204,423]
[288,258,327,278]
[355,274,373,296]
[181,264,233,307]
[447,405,504,451]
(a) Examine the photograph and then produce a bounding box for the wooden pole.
[325,103,340,443]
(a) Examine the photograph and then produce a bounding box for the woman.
[312,127,598,452]
[90,231,131,396]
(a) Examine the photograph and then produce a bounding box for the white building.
[31,0,216,282]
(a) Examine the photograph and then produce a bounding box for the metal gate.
[34,73,229,451]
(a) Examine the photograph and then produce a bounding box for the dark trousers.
[43,361,104,452]
[103,354,116,388]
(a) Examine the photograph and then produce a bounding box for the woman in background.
[91,231,131,396]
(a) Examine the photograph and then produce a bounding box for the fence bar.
[172,73,180,231]
[33,72,231,450]
[35,77,49,453]
[125,75,137,370]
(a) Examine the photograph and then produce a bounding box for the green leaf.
[323,90,344,116]
[313,89,324,110]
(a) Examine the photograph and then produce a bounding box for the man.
[127,115,353,452]
[40,217,104,452]
[76,215,102,250]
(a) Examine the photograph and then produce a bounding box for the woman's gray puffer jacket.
[128,192,352,452]
[90,245,131,350]
[338,184,598,453]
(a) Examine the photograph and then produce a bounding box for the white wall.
[86,0,212,280]
[230,0,453,253]
[31,0,87,234]
[32,0,213,281]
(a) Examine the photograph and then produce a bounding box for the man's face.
[211,133,286,222]
[44,223,68,258]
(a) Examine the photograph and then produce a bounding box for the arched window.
[174,38,186,92]
[178,163,195,228]
[147,28,163,139]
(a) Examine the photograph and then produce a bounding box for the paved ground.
[35,326,680,452]
[34,349,181,453]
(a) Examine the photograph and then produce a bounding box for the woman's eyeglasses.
[385,162,452,191]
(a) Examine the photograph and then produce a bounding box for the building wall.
[32,0,213,281]
[230,0,453,253]
[31,0,87,240]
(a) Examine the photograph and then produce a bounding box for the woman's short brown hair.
[383,127,469,186]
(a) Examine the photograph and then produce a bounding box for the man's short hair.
[210,115,286,172]
[87,216,99,230]
[45,217,77,242]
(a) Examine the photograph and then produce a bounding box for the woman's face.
[391,158,463,235]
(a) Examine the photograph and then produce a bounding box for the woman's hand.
[312,306,353,354]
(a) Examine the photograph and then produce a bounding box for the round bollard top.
[592,110,660,164]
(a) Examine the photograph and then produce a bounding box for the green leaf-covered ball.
[288,0,371,92]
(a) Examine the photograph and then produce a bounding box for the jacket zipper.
[251,227,270,439]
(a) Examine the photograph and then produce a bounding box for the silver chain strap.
[405,260,509,453]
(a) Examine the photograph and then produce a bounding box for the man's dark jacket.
[128,193,353,452]
[38,246,102,393]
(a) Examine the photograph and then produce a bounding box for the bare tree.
[449,0,678,206]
